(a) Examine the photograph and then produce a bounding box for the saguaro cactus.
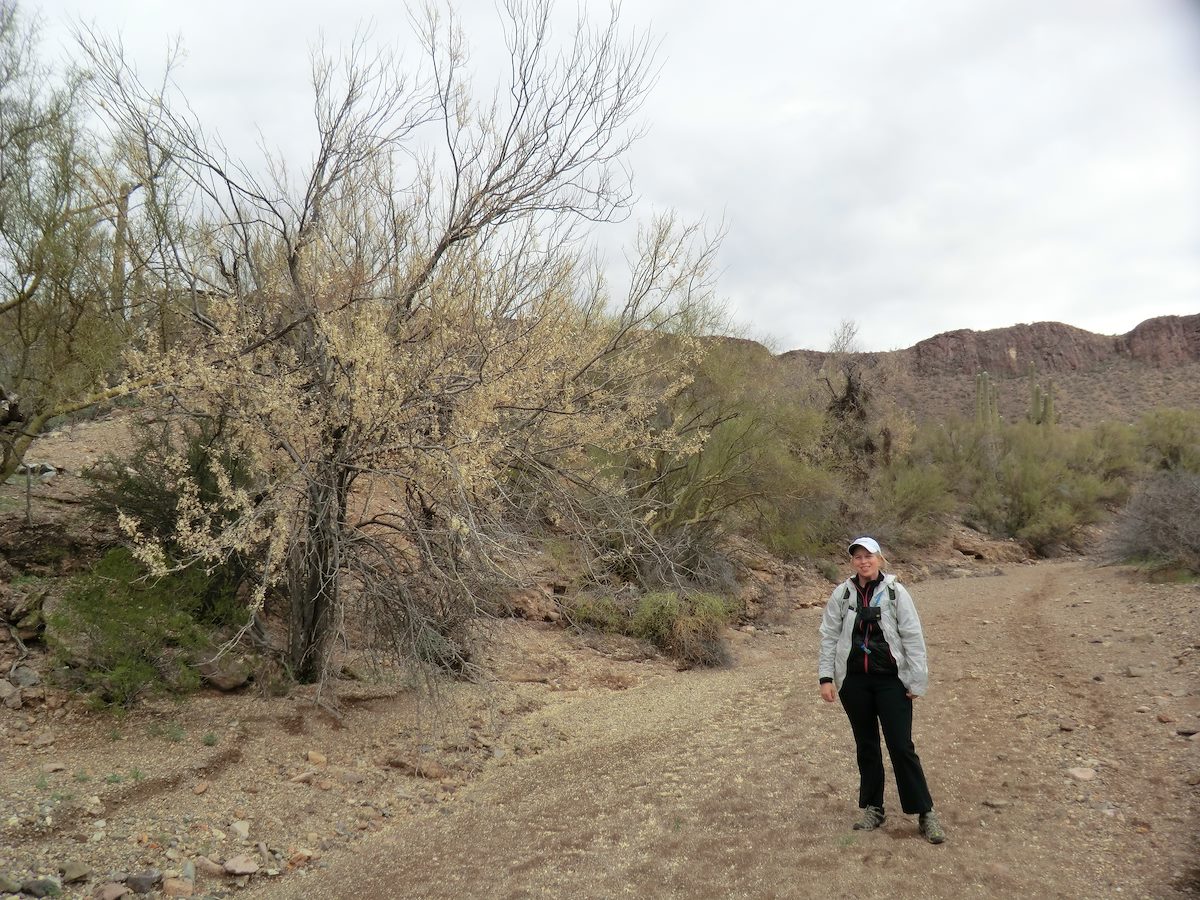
[1026,364,1055,426]
[975,371,999,428]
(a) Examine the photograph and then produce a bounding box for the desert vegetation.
[1,0,1197,715]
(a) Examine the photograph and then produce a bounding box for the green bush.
[566,589,738,667]
[756,461,847,557]
[85,414,255,626]
[1138,408,1200,473]
[917,419,1135,554]
[47,548,230,707]
[872,463,953,547]
[673,592,740,667]
[567,594,626,632]
[632,590,738,667]
[629,591,683,645]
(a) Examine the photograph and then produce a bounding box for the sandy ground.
[240,560,1198,900]
[1,419,1197,899]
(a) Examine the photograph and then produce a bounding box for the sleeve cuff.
[819,677,833,685]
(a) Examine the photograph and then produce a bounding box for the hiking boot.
[919,810,946,844]
[852,805,886,830]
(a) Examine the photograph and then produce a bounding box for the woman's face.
[851,547,880,582]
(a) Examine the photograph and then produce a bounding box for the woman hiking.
[817,536,946,844]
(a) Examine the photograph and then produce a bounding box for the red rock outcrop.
[906,322,1118,377]
[905,314,1200,377]
[779,314,1200,379]
[1116,314,1200,367]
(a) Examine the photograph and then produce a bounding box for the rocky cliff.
[904,314,1200,377]
[776,313,1200,425]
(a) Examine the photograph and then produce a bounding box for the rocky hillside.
[778,313,1200,425]
[904,314,1200,377]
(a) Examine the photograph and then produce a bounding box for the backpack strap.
[837,583,852,617]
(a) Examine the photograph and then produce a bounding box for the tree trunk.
[287,449,348,683]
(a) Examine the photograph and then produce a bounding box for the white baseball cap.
[847,536,881,555]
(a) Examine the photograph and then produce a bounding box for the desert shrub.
[1106,471,1200,575]
[565,589,738,667]
[982,427,1093,552]
[85,414,255,627]
[632,591,738,667]
[629,591,683,645]
[47,548,223,706]
[918,420,1130,554]
[1138,408,1200,473]
[667,593,739,667]
[563,594,626,633]
[1013,501,1078,553]
[755,460,847,557]
[871,463,953,547]
[1078,421,1141,482]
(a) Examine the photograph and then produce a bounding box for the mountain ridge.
[779,313,1200,376]
[773,313,1200,426]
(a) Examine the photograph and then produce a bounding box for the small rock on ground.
[126,869,162,893]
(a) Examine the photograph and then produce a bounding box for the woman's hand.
[820,683,837,703]
[906,691,918,700]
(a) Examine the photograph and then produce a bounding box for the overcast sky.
[31,0,1200,351]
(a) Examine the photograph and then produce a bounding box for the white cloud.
[32,0,1200,350]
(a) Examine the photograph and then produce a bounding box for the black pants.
[838,671,933,814]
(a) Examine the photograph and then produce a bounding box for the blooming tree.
[84,0,721,683]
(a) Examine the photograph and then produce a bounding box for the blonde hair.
[849,545,888,571]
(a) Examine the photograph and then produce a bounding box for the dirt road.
[255,561,1200,899]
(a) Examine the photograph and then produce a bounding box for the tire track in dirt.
[255,562,1198,900]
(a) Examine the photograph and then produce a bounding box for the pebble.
[1067,767,1097,782]
[306,750,327,766]
[61,860,90,883]
[94,884,131,900]
[192,781,209,795]
[222,854,260,876]
[126,869,162,893]
[10,665,41,687]
[161,876,195,897]
[193,856,225,878]
[231,819,251,840]
[22,876,64,898]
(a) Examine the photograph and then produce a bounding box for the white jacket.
[817,573,929,697]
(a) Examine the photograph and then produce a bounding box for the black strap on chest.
[841,582,897,609]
